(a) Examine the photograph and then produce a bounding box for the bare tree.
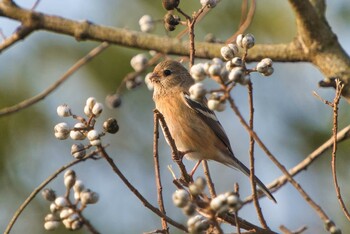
[1,0,349,233]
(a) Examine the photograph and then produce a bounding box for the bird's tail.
[227,157,277,203]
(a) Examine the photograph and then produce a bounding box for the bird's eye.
[163,69,172,76]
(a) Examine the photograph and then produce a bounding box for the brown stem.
[97,146,187,232]
[154,109,192,184]
[330,81,350,221]
[153,112,169,232]
[0,42,109,117]
[4,151,99,234]
[244,124,350,203]
[247,82,268,229]
[227,95,333,228]
[201,161,216,198]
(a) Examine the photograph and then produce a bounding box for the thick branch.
[1,1,350,97]
[289,0,350,98]
[0,1,304,62]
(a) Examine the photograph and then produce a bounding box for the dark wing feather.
[183,93,233,153]
[183,93,277,202]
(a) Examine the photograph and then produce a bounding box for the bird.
[150,60,276,202]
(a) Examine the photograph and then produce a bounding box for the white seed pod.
[86,97,96,110]
[64,170,76,189]
[225,192,242,211]
[228,67,244,82]
[194,177,206,192]
[329,226,341,234]
[73,180,85,193]
[189,83,207,101]
[92,102,103,117]
[57,104,71,117]
[225,60,233,71]
[64,175,76,190]
[190,63,206,81]
[200,0,217,8]
[80,189,99,205]
[74,191,80,200]
[59,208,74,219]
[220,68,229,83]
[262,66,274,76]
[210,194,228,213]
[42,188,56,202]
[216,101,226,112]
[203,62,211,74]
[187,215,204,228]
[64,169,75,179]
[261,58,273,67]
[236,34,244,48]
[240,74,251,85]
[44,220,60,231]
[67,213,80,222]
[228,43,239,54]
[84,105,92,117]
[231,57,243,67]
[172,189,190,208]
[55,196,68,208]
[189,183,201,196]
[194,219,210,233]
[220,46,234,61]
[45,213,60,222]
[256,61,269,74]
[207,99,220,111]
[242,33,255,49]
[71,143,86,159]
[139,15,154,33]
[87,130,99,141]
[210,92,222,100]
[70,130,86,141]
[62,218,71,229]
[71,220,83,231]
[90,139,101,146]
[208,63,222,77]
[130,54,148,72]
[182,203,196,216]
[50,202,59,213]
[54,122,70,140]
[70,123,86,140]
[212,57,224,67]
[144,72,154,90]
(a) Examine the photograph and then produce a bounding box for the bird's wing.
[182,93,233,152]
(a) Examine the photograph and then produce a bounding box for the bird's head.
[150,60,194,93]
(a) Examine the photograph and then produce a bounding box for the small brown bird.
[150,60,276,202]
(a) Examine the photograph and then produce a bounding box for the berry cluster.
[54,97,119,157]
[188,33,274,112]
[172,177,243,233]
[42,170,99,231]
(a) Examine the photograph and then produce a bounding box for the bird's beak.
[149,73,160,83]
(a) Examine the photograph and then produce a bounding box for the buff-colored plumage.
[151,60,276,202]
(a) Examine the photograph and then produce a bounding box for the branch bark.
[1,1,349,99]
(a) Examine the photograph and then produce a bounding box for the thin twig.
[225,0,256,44]
[0,25,35,52]
[153,112,169,233]
[0,42,110,117]
[227,95,332,226]
[244,124,350,203]
[155,109,192,184]
[202,161,216,198]
[4,151,99,234]
[329,81,350,221]
[247,82,268,229]
[96,145,187,232]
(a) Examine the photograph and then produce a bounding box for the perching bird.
[150,60,276,202]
